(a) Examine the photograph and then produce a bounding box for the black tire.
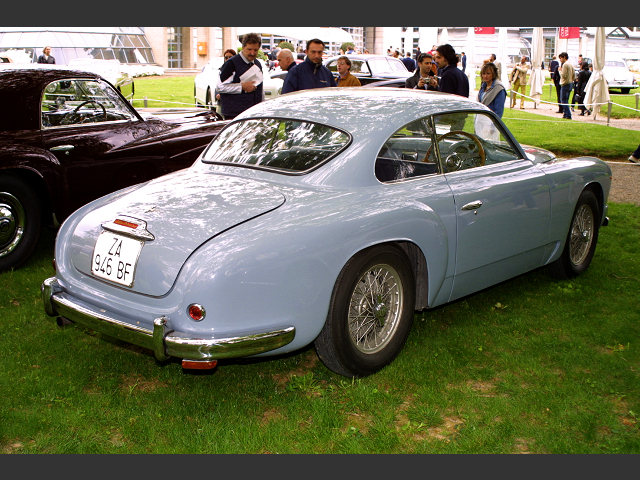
[0,175,42,271]
[314,245,415,377]
[549,189,600,279]
[620,88,630,94]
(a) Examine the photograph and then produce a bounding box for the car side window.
[41,78,136,128]
[432,111,521,173]
[375,117,440,183]
[351,60,367,74]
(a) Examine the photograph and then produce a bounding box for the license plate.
[91,232,144,287]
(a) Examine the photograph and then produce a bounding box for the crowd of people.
[39,35,638,164]
[216,34,478,120]
[215,34,637,162]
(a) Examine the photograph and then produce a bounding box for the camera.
[421,72,434,82]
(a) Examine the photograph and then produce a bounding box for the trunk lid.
[69,169,285,296]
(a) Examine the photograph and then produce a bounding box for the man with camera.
[405,52,438,90]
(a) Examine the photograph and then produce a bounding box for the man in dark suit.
[549,55,562,113]
[37,46,55,64]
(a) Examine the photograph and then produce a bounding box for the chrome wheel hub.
[0,193,24,257]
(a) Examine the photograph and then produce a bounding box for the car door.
[40,77,170,218]
[432,111,552,301]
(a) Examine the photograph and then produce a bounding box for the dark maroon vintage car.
[0,67,228,271]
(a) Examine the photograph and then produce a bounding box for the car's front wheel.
[0,175,42,271]
[314,245,415,377]
[549,189,600,279]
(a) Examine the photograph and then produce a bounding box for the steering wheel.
[423,130,486,171]
[60,100,107,125]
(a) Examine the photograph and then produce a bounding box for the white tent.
[528,27,545,108]
[497,27,509,85]
[439,28,449,45]
[583,26,610,119]
[466,27,475,87]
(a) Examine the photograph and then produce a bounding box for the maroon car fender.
[0,143,67,222]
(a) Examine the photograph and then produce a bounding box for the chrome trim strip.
[42,277,296,362]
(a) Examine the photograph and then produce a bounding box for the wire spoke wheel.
[348,264,403,354]
[569,203,595,267]
[548,189,600,279]
[314,245,415,377]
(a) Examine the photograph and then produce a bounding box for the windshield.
[367,57,408,74]
[201,118,350,173]
[41,78,136,128]
[605,60,626,68]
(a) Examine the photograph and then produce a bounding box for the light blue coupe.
[42,88,611,377]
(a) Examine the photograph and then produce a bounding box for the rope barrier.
[505,86,640,126]
[506,88,640,110]
[131,97,201,107]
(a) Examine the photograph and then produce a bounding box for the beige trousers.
[510,81,526,108]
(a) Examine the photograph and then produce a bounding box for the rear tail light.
[188,303,206,321]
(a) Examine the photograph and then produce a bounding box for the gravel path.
[607,161,640,206]
[506,94,640,206]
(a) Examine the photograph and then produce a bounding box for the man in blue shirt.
[281,38,336,94]
[401,52,416,72]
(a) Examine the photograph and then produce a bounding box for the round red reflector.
[188,304,206,321]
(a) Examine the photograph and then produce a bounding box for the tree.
[277,41,294,52]
[340,42,355,53]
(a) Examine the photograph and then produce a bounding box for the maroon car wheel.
[0,176,42,271]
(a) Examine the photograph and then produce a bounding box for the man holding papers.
[218,33,265,119]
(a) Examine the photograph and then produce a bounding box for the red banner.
[558,27,581,39]
[474,27,496,34]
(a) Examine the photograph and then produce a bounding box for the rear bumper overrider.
[41,277,295,362]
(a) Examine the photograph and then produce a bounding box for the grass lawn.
[1,75,639,454]
[131,75,199,109]
[1,203,639,454]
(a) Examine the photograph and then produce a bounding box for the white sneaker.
[629,155,640,164]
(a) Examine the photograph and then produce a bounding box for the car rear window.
[201,118,350,173]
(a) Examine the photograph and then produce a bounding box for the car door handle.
[461,200,483,212]
[50,145,74,155]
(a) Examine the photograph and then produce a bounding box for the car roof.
[325,54,400,61]
[239,87,486,139]
[0,67,102,130]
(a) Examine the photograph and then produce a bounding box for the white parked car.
[603,59,638,94]
[194,57,284,113]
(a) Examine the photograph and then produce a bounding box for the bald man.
[276,48,295,71]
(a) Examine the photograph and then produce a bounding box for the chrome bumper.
[41,277,295,362]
